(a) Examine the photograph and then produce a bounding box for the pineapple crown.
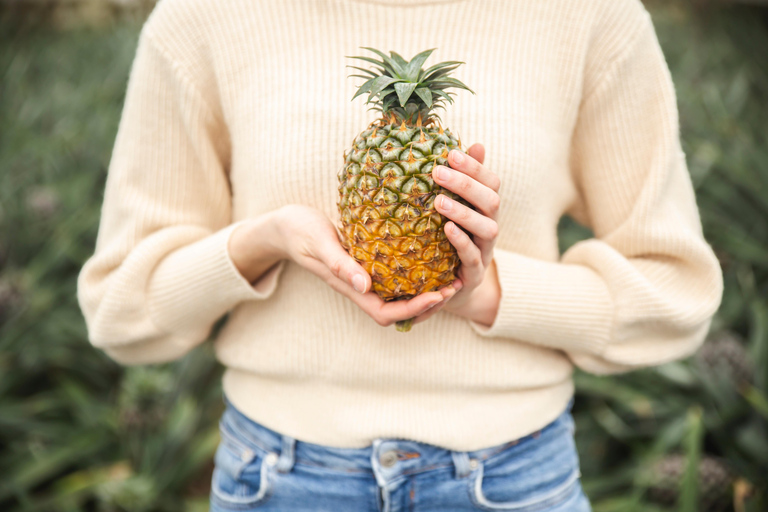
[347,47,473,124]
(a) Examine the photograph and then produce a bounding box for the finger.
[370,280,462,327]
[435,194,499,241]
[309,233,448,325]
[412,280,463,325]
[473,236,496,268]
[411,298,448,325]
[467,143,485,165]
[445,222,485,288]
[448,149,499,193]
[372,290,445,326]
[313,233,371,293]
[433,165,500,218]
[319,268,444,326]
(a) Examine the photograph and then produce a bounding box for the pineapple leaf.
[423,64,462,81]
[361,47,405,76]
[369,76,400,96]
[428,77,475,94]
[415,87,433,107]
[370,87,396,103]
[432,89,455,103]
[382,96,397,111]
[395,82,418,107]
[347,65,380,77]
[390,51,409,69]
[422,60,464,78]
[348,55,396,76]
[405,48,436,81]
[347,48,472,116]
[351,77,377,100]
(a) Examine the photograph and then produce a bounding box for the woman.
[78,0,723,510]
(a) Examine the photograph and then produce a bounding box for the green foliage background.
[1,1,767,511]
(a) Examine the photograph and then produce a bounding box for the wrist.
[472,261,501,327]
[446,262,500,326]
[229,211,286,284]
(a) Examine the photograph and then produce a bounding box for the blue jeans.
[210,398,591,512]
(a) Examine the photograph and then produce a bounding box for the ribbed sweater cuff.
[470,249,613,356]
[148,222,284,336]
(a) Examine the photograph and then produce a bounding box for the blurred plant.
[0,0,157,30]
[0,17,220,511]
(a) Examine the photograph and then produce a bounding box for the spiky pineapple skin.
[338,118,464,300]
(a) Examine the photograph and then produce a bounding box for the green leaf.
[428,77,476,94]
[361,47,405,76]
[369,87,396,103]
[389,51,409,69]
[424,64,462,81]
[369,76,400,96]
[679,407,704,512]
[394,82,418,107]
[421,60,464,78]
[348,55,396,76]
[414,87,433,107]
[432,89,455,104]
[382,96,397,112]
[351,77,376,100]
[405,48,436,80]
[742,385,768,420]
[346,65,381,77]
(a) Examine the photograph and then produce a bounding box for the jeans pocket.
[468,421,581,511]
[210,429,274,510]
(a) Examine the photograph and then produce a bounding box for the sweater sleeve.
[471,12,723,374]
[77,27,283,365]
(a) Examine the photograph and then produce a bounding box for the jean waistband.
[220,395,574,477]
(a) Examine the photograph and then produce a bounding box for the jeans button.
[380,451,398,468]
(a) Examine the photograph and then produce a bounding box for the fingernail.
[451,150,464,164]
[434,166,449,181]
[352,274,366,293]
[439,195,453,212]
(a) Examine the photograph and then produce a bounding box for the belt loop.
[451,451,471,479]
[276,435,296,474]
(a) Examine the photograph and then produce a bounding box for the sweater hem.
[222,369,575,452]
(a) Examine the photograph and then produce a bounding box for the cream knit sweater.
[78,0,723,451]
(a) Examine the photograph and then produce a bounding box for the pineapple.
[695,331,753,387]
[648,454,733,512]
[338,48,473,331]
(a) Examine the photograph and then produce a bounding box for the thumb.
[468,143,485,165]
[318,236,371,294]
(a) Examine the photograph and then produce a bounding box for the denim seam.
[467,465,581,512]
[210,458,274,510]
[221,416,276,456]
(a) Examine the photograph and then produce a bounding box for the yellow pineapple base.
[338,117,466,325]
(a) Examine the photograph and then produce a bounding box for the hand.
[265,205,460,328]
[412,144,501,327]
